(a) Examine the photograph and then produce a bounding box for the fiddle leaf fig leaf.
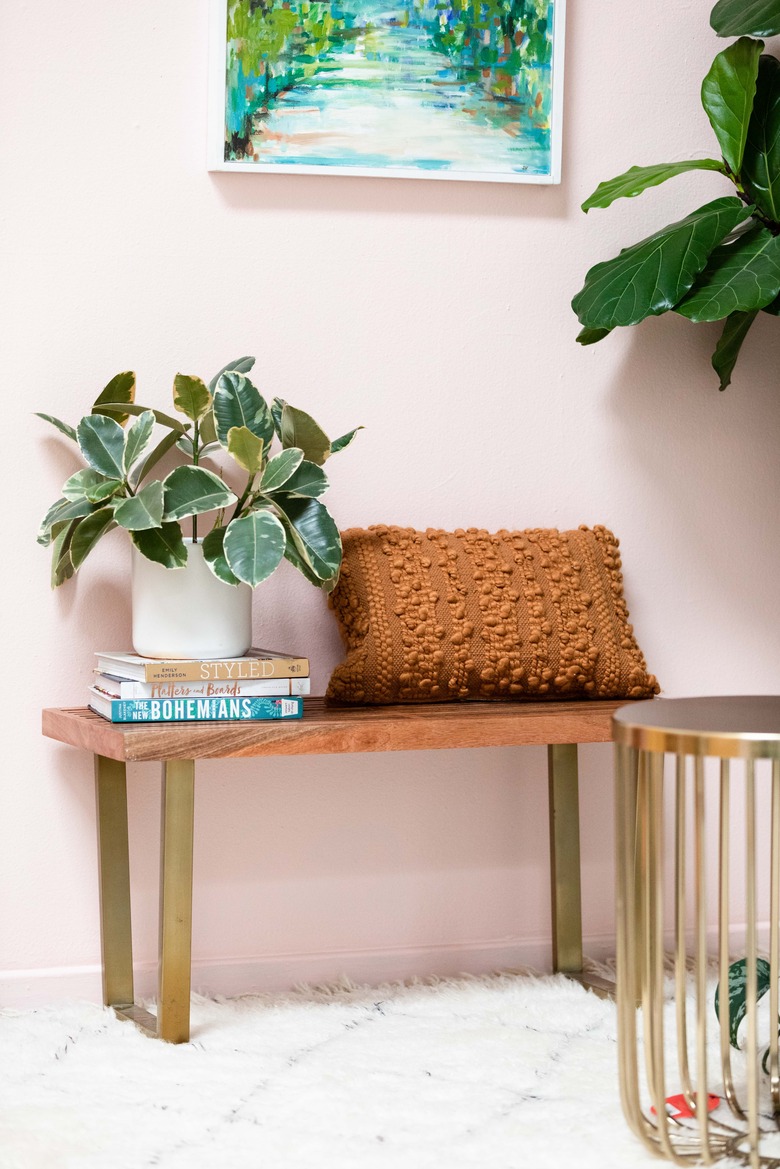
[226,425,265,475]
[223,511,286,587]
[34,413,78,443]
[92,371,135,425]
[582,161,727,212]
[130,522,188,568]
[114,482,164,531]
[37,497,92,546]
[715,957,772,1048]
[280,404,331,465]
[711,310,759,389]
[576,326,613,345]
[202,526,242,585]
[273,495,342,581]
[701,38,763,176]
[77,414,126,480]
[162,466,236,521]
[173,374,212,422]
[743,54,780,223]
[260,447,304,492]
[572,197,753,329]
[675,225,780,320]
[123,409,155,475]
[214,372,274,449]
[208,355,256,394]
[711,0,780,37]
[70,507,116,570]
[330,427,363,455]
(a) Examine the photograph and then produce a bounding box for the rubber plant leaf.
[273,495,342,581]
[282,537,330,588]
[93,402,189,439]
[711,0,780,37]
[113,482,165,531]
[330,427,364,455]
[37,497,92,546]
[130,522,188,568]
[162,466,237,522]
[271,397,284,440]
[275,459,329,499]
[202,526,242,586]
[213,373,274,449]
[132,429,180,488]
[280,404,331,466]
[77,414,126,480]
[173,374,212,423]
[260,447,304,492]
[571,197,753,329]
[711,310,759,389]
[702,39,763,176]
[582,161,727,212]
[715,957,772,1048]
[50,519,78,587]
[676,224,780,320]
[123,410,156,476]
[199,408,217,445]
[62,469,116,502]
[742,54,780,223]
[208,356,255,394]
[576,327,614,346]
[223,510,287,587]
[91,371,135,426]
[34,413,78,442]
[70,508,116,570]
[226,425,265,475]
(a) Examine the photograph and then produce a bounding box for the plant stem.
[191,421,200,544]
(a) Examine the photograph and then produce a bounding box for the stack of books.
[88,648,309,723]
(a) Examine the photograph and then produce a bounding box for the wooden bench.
[42,697,625,1043]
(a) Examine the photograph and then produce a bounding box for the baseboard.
[0,933,617,1008]
[0,923,763,1008]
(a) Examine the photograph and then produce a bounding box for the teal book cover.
[90,693,303,723]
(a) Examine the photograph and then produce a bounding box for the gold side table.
[613,696,780,1168]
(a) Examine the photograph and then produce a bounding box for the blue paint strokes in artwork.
[224,0,556,176]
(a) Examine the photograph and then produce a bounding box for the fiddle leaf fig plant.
[573,0,780,389]
[37,357,361,592]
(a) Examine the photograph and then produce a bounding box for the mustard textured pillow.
[326,525,659,705]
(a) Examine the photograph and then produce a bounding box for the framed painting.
[208,0,565,183]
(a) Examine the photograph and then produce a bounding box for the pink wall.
[2,1,780,1004]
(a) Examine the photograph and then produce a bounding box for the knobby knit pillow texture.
[326,525,659,705]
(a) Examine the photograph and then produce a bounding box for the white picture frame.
[208,0,565,183]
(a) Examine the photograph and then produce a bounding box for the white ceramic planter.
[131,539,252,659]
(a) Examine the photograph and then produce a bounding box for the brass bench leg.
[157,759,195,1044]
[547,744,583,974]
[95,755,135,1009]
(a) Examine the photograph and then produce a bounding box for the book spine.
[141,658,309,682]
[100,696,303,723]
[95,675,311,699]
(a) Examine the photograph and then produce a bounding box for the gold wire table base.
[613,698,780,1169]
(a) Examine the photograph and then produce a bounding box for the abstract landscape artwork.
[208,0,565,182]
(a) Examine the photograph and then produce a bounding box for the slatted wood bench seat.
[42,697,626,1043]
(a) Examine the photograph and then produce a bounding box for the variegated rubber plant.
[37,357,361,591]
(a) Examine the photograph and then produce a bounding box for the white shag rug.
[0,970,709,1169]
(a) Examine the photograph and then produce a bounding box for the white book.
[92,672,310,700]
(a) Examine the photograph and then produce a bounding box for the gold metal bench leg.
[547,743,583,974]
[95,755,135,1009]
[157,759,195,1044]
